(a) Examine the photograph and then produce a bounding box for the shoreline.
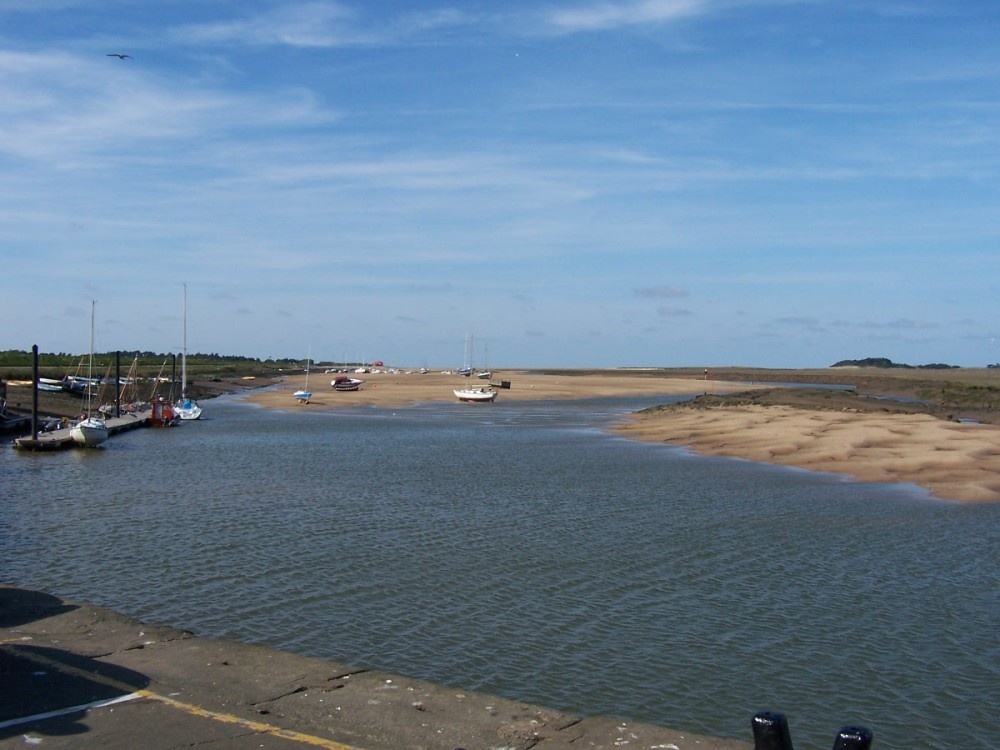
[613,401,1000,504]
[10,366,998,504]
[245,370,1000,504]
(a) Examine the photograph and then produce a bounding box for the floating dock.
[12,411,151,451]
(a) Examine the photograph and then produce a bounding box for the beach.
[615,401,1000,503]
[249,369,1000,504]
[245,369,734,410]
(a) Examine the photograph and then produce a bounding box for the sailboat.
[456,333,473,376]
[293,347,312,403]
[175,284,203,420]
[70,301,109,447]
[477,342,491,380]
[453,333,497,402]
[453,385,498,402]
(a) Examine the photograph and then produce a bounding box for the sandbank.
[244,370,740,410]
[614,404,1000,504]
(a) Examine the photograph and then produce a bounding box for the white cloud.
[177,2,363,48]
[0,50,332,166]
[175,2,473,49]
[547,0,708,33]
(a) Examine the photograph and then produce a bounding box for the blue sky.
[3,1,998,368]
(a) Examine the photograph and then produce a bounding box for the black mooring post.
[752,711,794,750]
[31,344,39,438]
[832,725,873,750]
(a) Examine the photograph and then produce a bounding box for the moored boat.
[175,398,202,420]
[293,347,312,403]
[70,301,108,447]
[175,284,203,420]
[37,378,64,393]
[453,386,498,403]
[332,376,364,392]
[0,391,30,435]
[149,396,180,427]
[70,415,109,446]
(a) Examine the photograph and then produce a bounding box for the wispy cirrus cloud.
[176,2,362,48]
[546,0,709,33]
[175,2,472,49]
[0,49,333,165]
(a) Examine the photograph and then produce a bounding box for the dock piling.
[31,344,39,439]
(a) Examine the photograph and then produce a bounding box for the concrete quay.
[1,586,751,750]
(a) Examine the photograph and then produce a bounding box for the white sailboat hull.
[454,387,497,403]
[70,416,108,447]
[175,399,203,420]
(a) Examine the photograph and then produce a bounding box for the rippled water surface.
[3,393,998,749]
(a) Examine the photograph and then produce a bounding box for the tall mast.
[86,300,96,416]
[181,283,187,399]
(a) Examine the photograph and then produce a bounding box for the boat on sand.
[293,347,312,403]
[332,376,364,392]
[453,386,497,403]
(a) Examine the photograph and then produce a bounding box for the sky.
[2,1,998,369]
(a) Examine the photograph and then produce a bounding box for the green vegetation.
[0,349,297,382]
[830,357,958,370]
[917,383,1000,411]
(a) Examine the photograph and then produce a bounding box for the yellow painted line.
[1,644,359,750]
[134,689,359,749]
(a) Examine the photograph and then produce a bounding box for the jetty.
[12,410,151,451]
[0,585,755,750]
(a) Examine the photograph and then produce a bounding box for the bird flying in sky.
[106,53,132,59]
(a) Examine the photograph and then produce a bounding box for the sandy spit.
[614,404,1000,503]
[244,370,738,410]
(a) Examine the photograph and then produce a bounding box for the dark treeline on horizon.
[0,350,298,368]
[830,357,960,370]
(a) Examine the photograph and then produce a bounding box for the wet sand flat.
[614,403,1000,503]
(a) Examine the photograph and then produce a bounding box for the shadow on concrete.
[0,587,78,627]
[0,644,150,740]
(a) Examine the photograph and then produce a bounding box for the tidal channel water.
[3,392,998,749]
